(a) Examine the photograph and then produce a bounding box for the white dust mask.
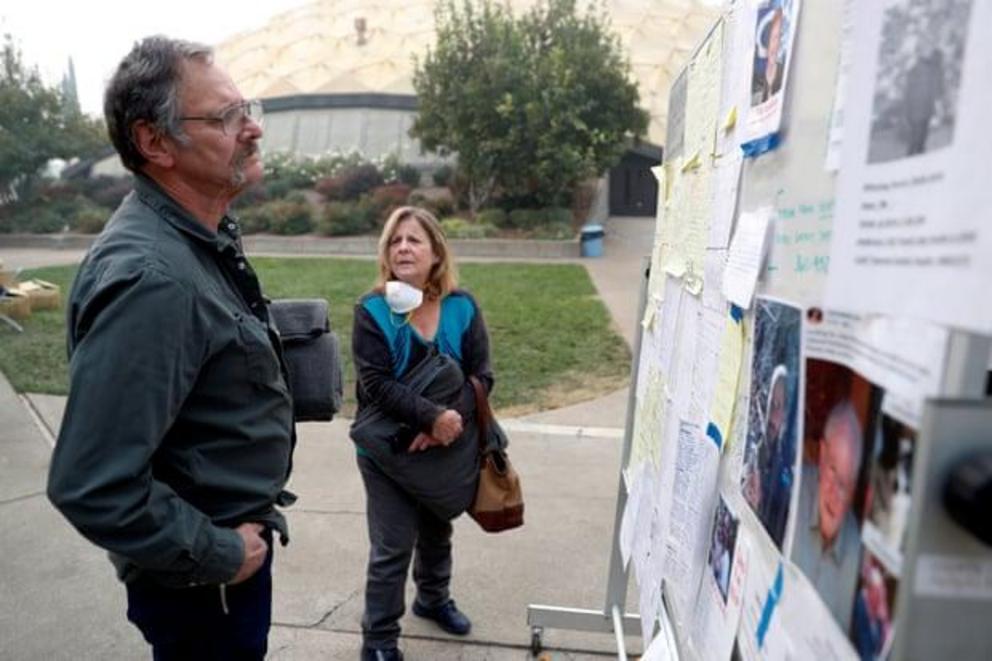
[385,280,424,314]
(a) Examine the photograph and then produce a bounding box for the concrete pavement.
[0,217,655,660]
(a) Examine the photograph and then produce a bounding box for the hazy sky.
[1,1,309,117]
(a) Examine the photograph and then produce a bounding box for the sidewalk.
[7,390,638,660]
[0,217,655,660]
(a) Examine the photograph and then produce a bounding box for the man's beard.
[230,141,260,189]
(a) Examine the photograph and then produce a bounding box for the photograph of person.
[867,0,973,163]
[850,552,897,661]
[863,414,916,569]
[793,359,882,632]
[749,0,793,107]
[741,298,802,551]
[707,495,740,605]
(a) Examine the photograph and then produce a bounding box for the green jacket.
[47,174,295,588]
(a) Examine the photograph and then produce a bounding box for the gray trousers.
[357,453,453,649]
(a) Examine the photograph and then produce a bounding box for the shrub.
[232,182,269,211]
[263,151,321,192]
[432,164,454,187]
[508,208,538,229]
[235,205,270,234]
[369,183,412,215]
[408,190,455,220]
[82,175,133,209]
[476,207,508,228]
[262,194,314,235]
[507,206,573,229]
[379,153,422,187]
[15,206,66,233]
[440,217,499,239]
[528,221,575,240]
[317,200,378,236]
[541,206,574,226]
[311,150,367,178]
[314,174,346,201]
[11,192,112,234]
[338,164,384,200]
[398,165,421,187]
[431,195,455,219]
[70,205,112,234]
[263,177,299,200]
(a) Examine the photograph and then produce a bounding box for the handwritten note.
[824,0,856,172]
[664,22,724,288]
[709,151,744,250]
[723,207,773,309]
[708,309,744,450]
[657,277,685,379]
[703,249,728,313]
[630,368,666,469]
[664,420,721,624]
[690,306,725,427]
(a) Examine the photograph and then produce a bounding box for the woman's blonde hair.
[375,206,458,300]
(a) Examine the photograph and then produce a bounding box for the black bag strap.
[469,375,492,455]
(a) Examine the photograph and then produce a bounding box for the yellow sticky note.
[709,315,744,449]
[630,371,666,469]
[641,303,657,331]
[722,106,738,132]
[680,151,702,173]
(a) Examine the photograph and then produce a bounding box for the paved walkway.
[0,217,656,660]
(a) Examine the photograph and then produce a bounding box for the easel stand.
[526,259,676,659]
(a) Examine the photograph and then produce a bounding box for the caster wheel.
[530,626,544,656]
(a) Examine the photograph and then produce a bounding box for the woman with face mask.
[350,206,493,661]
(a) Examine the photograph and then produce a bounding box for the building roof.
[216,0,721,145]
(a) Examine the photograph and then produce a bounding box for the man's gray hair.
[824,399,863,476]
[103,36,213,172]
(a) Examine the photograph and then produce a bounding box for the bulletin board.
[623,0,992,659]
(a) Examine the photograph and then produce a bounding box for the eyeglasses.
[179,99,263,135]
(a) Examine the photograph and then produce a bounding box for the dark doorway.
[608,144,662,216]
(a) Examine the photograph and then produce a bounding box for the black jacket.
[48,174,295,587]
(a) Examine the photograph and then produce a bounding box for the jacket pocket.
[236,312,282,387]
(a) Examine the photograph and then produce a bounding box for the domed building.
[217,0,718,157]
[214,0,720,214]
[91,0,720,215]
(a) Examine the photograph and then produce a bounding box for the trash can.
[580,224,605,258]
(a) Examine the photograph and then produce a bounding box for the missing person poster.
[825,0,992,334]
[860,412,915,576]
[740,298,803,552]
[741,0,802,154]
[690,495,750,661]
[793,358,883,633]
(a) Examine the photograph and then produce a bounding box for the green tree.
[0,35,107,202]
[411,0,647,213]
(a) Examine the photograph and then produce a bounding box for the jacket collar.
[133,173,241,252]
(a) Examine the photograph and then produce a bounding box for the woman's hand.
[431,409,463,443]
[407,409,463,452]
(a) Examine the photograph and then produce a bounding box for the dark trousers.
[357,453,453,650]
[125,532,274,661]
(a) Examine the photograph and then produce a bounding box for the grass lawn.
[0,257,630,415]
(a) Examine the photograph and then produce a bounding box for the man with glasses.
[48,36,293,660]
[792,399,865,632]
